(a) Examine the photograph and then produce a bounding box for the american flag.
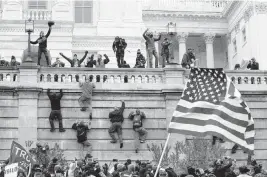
[168,68,255,153]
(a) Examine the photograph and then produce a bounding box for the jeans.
[38,48,50,66]
[78,96,92,113]
[108,122,123,143]
[116,52,124,68]
[134,127,148,150]
[49,110,64,130]
[162,53,169,68]
[147,48,159,68]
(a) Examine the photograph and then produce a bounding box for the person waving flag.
[168,68,255,153]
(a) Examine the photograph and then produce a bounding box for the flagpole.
[153,133,171,177]
[27,163,31,177]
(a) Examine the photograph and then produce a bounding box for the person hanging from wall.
[181,48,197,69]
[72,120,92,155]
[59,51,88,67]
[143,28,161,68]
[161,38,172,68]
[78,77,95,118]
[30,21,54,66]
[134,49,146,68]
[52,57,65,67]
[108,100,125,148]
[47,89,65,132]
[128,109,148,153]
[112,37,127,68]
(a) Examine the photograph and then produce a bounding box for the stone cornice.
[0,26,73,33]
[142,11,225,21]
[256,2,267,14]
[177,32,188,43]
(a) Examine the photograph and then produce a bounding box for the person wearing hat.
[52,57,65,67]
[134,49,146,68]
[143,28,161,68]
[47,88,65,132]
[59,51,88,67]
[128,109,147,153]
[238,166,251,177]
[181,48,197,69]
[161,38,172,68]
[112,36,127,68]
[72,120,92,154]
[9,56,20,67]
[214,157,233,177]
[108,100,125,148]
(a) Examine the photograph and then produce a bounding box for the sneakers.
[59,129,66,132]
[50,128,55,132]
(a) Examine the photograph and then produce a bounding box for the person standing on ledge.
[47,89,65,132]
[30,21,54,66]
[143,28,161,68]
[161,38,172,68]
[59,51,88,67]
[108,100,125,148]
[112,37,127,68]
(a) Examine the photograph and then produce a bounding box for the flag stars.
[189,96,193,101]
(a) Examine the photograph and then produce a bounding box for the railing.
[37,68,165,84]
[142,0,228,12]
[0,68,20,82]
[23,9,52,20]
[226,70,267,85]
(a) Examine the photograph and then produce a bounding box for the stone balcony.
[0,67,266,93]
[23,9,52,20]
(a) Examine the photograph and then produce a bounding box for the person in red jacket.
[108,100,125,148]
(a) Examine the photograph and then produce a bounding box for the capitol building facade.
[0,0,266,69]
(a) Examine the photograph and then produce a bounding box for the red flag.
[9,141,35,175]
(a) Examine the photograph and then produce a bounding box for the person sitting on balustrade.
[134,49,146,68]
[91,54,110,68]
[52,57,65,68]
[59,51,88,67]
[9,56,20,67]
[85,54,95,68]
[247,58,259,70]
[121,61,130,68]
[181,48,197,69]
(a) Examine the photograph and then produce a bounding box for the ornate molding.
[255,2,267,14]
[177,32,188,43]
[0,27,72,33]
[203,33,216,44]
[226,33,231,44]
[243,5,254,22]
[234,22,240,33]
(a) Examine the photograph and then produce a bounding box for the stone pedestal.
[164,64,185,84]
[17,63,41,150]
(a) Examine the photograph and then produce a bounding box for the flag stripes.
[168,68,255,153]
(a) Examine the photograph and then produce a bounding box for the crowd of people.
[234,58,259,71]
[1,154,267,177]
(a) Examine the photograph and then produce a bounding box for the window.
[242,28,247,43]
[75,1,93,23]
[28,0,47,9]
[233,39,237,54]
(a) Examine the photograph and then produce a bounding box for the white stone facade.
[0,0,266,69]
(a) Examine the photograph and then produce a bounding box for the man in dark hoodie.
[108,100,125,148]
[59,51,88,67]
[30,22,53,66]
[47,89,65,132]
[9,56,20,67]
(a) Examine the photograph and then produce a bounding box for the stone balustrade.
[226,70,267,85]
[38,68,165,84]
[23,9,52,20]
[0,68,19,82]
[142,0,227,12]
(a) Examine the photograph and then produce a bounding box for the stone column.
[204,33,216,68]
[17,63,40,150]
[177,32,188,65]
